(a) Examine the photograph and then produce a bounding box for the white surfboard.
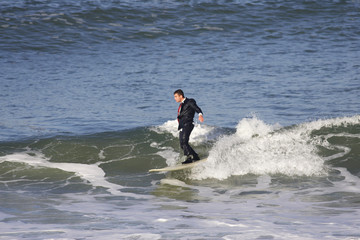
[149,158,207,173]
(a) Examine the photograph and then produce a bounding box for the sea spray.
[152,119,216,144]
[191,117,326,180]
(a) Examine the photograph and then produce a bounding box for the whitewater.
[1,116,360,239]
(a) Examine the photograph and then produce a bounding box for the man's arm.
[189,99,204,123]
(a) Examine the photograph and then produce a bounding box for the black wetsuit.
[177,98,203,160]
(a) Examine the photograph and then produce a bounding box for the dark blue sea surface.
[1,1,360,239]
[1,0,359,140]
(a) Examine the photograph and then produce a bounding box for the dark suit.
[177,98,203,159]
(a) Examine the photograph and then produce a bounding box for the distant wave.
[1,0,359,52]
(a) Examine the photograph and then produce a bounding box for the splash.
[152,119,216,144]
[191,116,335,180]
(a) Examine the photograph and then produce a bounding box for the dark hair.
[174,89,184,97]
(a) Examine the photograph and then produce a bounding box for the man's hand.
[199,115,204,123]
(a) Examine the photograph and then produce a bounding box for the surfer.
[174,89,204,164]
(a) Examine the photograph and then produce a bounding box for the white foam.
[151,119,216,144]
[256,175,272,188]
[150,141,180,166]
[297,115,360,133]
[155,218,168,223]
[98,150,106,160]
[0,152,122,195]
[156,148,180,167]
[160,178,189,188]
[332,167,360,193]
[235,116,279,140]
[151,119,179,137]
[191,116,328,180]
[207,220,247,228]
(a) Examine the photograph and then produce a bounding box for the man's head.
[174,89,185,103]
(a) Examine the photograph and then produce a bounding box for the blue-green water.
[1,1,360,239]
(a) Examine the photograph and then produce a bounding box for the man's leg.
[179,123,200,163]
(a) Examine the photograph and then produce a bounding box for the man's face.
[174,93,183,103]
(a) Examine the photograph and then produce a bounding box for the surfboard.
[149,158,207,173]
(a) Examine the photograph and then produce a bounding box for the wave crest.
[192,117,328,180]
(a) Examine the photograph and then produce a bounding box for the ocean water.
[1,0,360,239]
